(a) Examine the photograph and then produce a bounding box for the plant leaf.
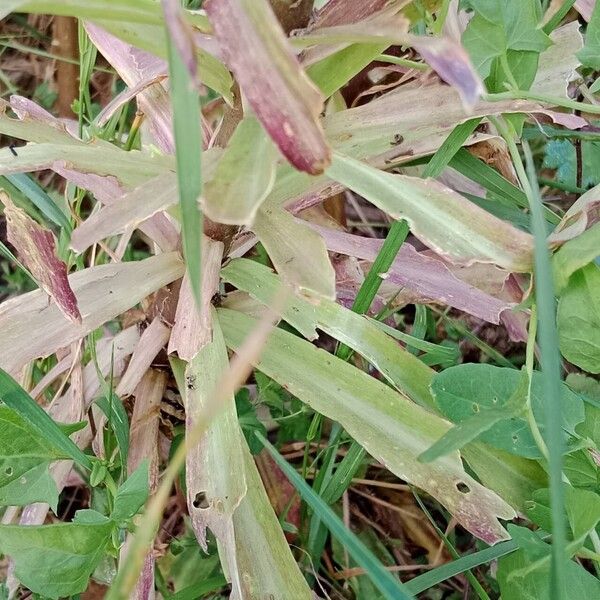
[204,0,331,174]
[203,117,277,225]
[218,308,515,544]
[0,191,80,323]
[252,206,336,299]
[0,369,91,469]
[327,152,534,271]
[0,253,184,376]
[0,512,113,599]
[112,461,149,523]
[558,263,600,373]
[431,364,585,459]
[578,0,600,68]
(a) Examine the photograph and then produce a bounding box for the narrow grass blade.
[423,118,482,179]
[5,173,71,232]
[0,367,92,470]
[523,141,567,598]
[257,432,415,600]
[164,9,203,306]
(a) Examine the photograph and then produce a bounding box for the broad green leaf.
[0,406,62,509]
[165,5,203,306]
[578,0,600,69]
[112,461,149,523]
[203,117,277,225]
[558,264,600,373]
[251,206,336,299]
[220,258,434,408]
[497,542,600,600]
[463,0,551,92]
[0,370,91,469]
[554,222,600,292]
[258,433,414,600]
[0,511,113,599]
[419,371,528,462]
[218,308,515,544]
[0,463,58,510]
[565,487,600,541]
[431,364,585,458]
[327,152,534,271]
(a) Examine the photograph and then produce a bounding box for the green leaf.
[6,173,71,232]
[554,222,600,293]
[565,486,600,542]
[558,264,600,373]
[95,393,130,472]
[218,308,515,545]
[578,0,600,69]
[203,116,277,225]
[420,370,529,462]
[0,462,58,511]
[0,368,92,469]
[431,364,585,458]
[257,432,415,600]
[164,9,203,306]
[497,542,600,600]
[463,0,551,91]
[111,461,149,523]
[0,511,113,599]
[543,139,600,191]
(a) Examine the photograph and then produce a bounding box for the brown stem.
[52,16,79,118]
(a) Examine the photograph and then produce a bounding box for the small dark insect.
[186,374,197,391]
[390,134,404,146]
[8,144,18,157]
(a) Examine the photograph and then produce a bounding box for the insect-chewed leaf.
[204,0,331,174]
[218,308,516,545]
[0,192,80,323]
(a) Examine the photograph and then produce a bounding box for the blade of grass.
[411,489,491,600]
[493,113,566,599]
[257,432,416,600]
[164,10,203,306]
[542,0,577,34]
[0,367,92,470]
[523,140,566,599]
[422,118,482,179]
[5,173,71,232]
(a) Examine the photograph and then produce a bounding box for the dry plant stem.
[52,16,79,118]
[108,288,289,600]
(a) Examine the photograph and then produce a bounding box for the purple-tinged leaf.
[0,253,183,377]
[161,0,198,84]
[310,224,515,324]
[168,237,224,361]
[204,0,331,174]
[575,0,594,21]
[0,191,80,323]
[311,0,411,28]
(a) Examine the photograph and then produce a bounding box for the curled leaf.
[0,192,80,323]
[205,0,331,174]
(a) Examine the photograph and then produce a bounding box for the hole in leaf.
[456,482,470,494]
[4,466,13,476]
[472,403,480,413]
[193,491,209,509]
[512,434,519,443]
